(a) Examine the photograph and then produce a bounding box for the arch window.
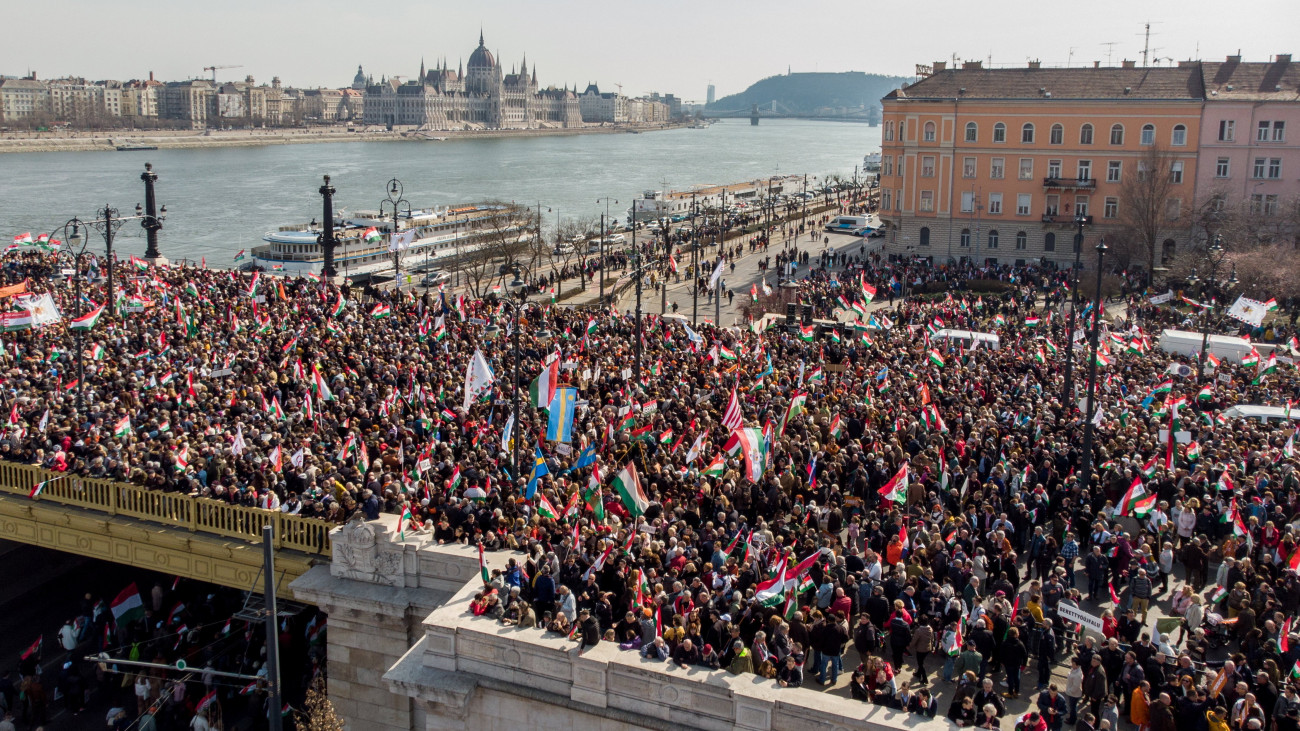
[1015,231,1028,250]
[1141,124,1156,145]
[987,230,999,249]
[960,229,971,247]
[1050,124,1064,145]
[1172,124,1187,146]
[993,122,1006,143]
[1044,232,1056,251]
[1022,123,1035,143]
[1110,124,1124,145]
[923,121,936,141]
[1080,124,1094,145]
[920,226,931,246]
[965,122,977,142]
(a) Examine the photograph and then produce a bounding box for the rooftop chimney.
[1122,60,1136,69]
[1226,54,1242,63]
[962,61,983,70]
[1277,54,1293,64]
[1028,60,1041,69]
[149,71,154,82]
[1094,61,1100,68]
[933,61,947,72]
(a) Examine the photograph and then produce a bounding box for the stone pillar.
[291,516,446,731]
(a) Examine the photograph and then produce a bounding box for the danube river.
[0,120,877,263]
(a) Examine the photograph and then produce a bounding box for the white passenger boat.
[255,203,528,279]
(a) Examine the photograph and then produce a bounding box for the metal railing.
[0,461,331,556]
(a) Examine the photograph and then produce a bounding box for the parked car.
[421,270,452,286]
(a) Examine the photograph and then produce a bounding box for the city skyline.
[2,0,1295,102]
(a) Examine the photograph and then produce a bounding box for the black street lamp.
[491,263,532,479]
[87,201,153,319]
[1061,213,1090,406]
[52,219,94,416]
[1078,237,1108,493]
[139,163,165,262]
[1186,235,1238,381]
[596,197,618,305]
[317,175,340,280]
[379,178,411,286]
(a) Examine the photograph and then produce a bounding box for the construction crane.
[203,65,242,83]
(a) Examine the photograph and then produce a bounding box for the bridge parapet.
[0,460,332,555]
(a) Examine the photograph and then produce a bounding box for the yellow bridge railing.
[0,461,332,556]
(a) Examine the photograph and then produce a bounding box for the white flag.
[709,258,725,289]
[231,426,247,456]
[684,433,705,464]
[501,413,515,452]
[290,447,306,468]
[462,349,495,411]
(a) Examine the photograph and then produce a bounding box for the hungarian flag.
[828,414,844,440]
[754,564,788,607]
[927,349,945,367]
[28,480,47,498]
[111,583,145,625]
[530,358,559,409]
[1140,457,1157,478]
[534,493,559,520]
[370,302,391,318]
[1109,582,1121,605]
[478,543,490,585]
[733,427,767,483]
[1151,380,1173,395]
[195,690,218,714]
[1196,384,1213,402]
[1024,315,1040,327]
[878,462,909,505]
[945,621,964,656]
[701,453,726,477]
[112,415,132,438]
[799,325,814,342]
[1117,476,1153,517]
[362,226,382,243]
[612,462,650,516]
[69,305,105,331]
[20,636,41,660]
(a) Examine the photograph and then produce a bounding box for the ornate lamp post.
[51,219,94,415]
[1061,212,1091,406]
[87,199,155,318]
[1078,237,1108,493]
[596,197,618,305]
[317,175,340,280]
[379,178,411,286]
[1186,235,1238,381]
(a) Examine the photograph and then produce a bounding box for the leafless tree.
[459,202,533,298]
[1117,145,1181,276]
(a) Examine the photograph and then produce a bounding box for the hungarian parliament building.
[360,32,583,130]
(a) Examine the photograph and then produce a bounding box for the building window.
[897,159,904,177]
[1137,161,1149,181]
[1017,193,1032,215]
[988,193,1002,214]
[1107,160,1122,182]
[885,121,894,141]
[882,157,892,176]
[1171,124,1187,146]
[1166,198,1181,219]
[1215,157,1230,178]
[1022,123,1035,143]
[1019,158,1033,180]
[1218,119,1235,142]
[1104,197,1119,219]
[919,190,934,212]
[1209,195,1227,213]
[993,122,1006,143]
[1268,158,1282,179]
[1045,194,1060,216]
[960,229,971,247]
[1140,124,1155,145]
[990,158,1005,179]
[1044,232,1056,251]
[1110,124,1124,145]
[960,191,975,212]
[987,230,999,249]
[1077,160,1092,180]
[1169,160,1184,184]
[1273,121,1286,142]
[1080,124,1094,145]
[1161,239,1176,266]
[1074,196,1089,216]
[1254,157,1267,178]
[1049,124,1064,145]
[1258,121,1272,142]
[881,190,891,210]
[965,122,978,142]
[1047,160,1062,178]
[963,157,977,178]
[920,226,931,246]
[923,121,936,141]
[1015,231,1028,250]
[922,156,935,177]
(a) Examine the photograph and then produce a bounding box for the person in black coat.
[577,609,601,653]
[950,695,980,727]
[999,628,1029,698]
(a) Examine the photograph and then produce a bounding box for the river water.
[0,119,877,263]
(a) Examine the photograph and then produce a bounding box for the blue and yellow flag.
[525,445,549,499]
[546,386,577,444]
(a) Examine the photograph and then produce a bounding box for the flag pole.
[262,525,285,731]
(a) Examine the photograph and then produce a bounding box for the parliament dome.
[468,32,495,69]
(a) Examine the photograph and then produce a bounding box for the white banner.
[1226,296,1268,328]
[1148,290,1175,305]
[1057,602,1105,634]
[388,230,417,252]
[16,293,61,327]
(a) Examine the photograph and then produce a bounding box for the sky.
[4,0,1296,102]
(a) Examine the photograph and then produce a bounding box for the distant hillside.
[706,72,907,117]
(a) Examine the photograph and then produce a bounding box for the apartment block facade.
[1195,56,1300,228]
[879,61,1205,269]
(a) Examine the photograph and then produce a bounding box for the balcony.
[1043,176,1097,189]
[1041,213,1093,225]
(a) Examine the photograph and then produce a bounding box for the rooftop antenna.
[1137,22,1163,67]
[1067,47,1077,67]
[1101,42,1118,66]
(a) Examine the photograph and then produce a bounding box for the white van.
[1157,329,1278,364]
[934,329,1001,351]
[826,216,870,235]
[1220,405,1300,423]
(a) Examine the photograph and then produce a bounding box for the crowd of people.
[4,218,1300,730]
